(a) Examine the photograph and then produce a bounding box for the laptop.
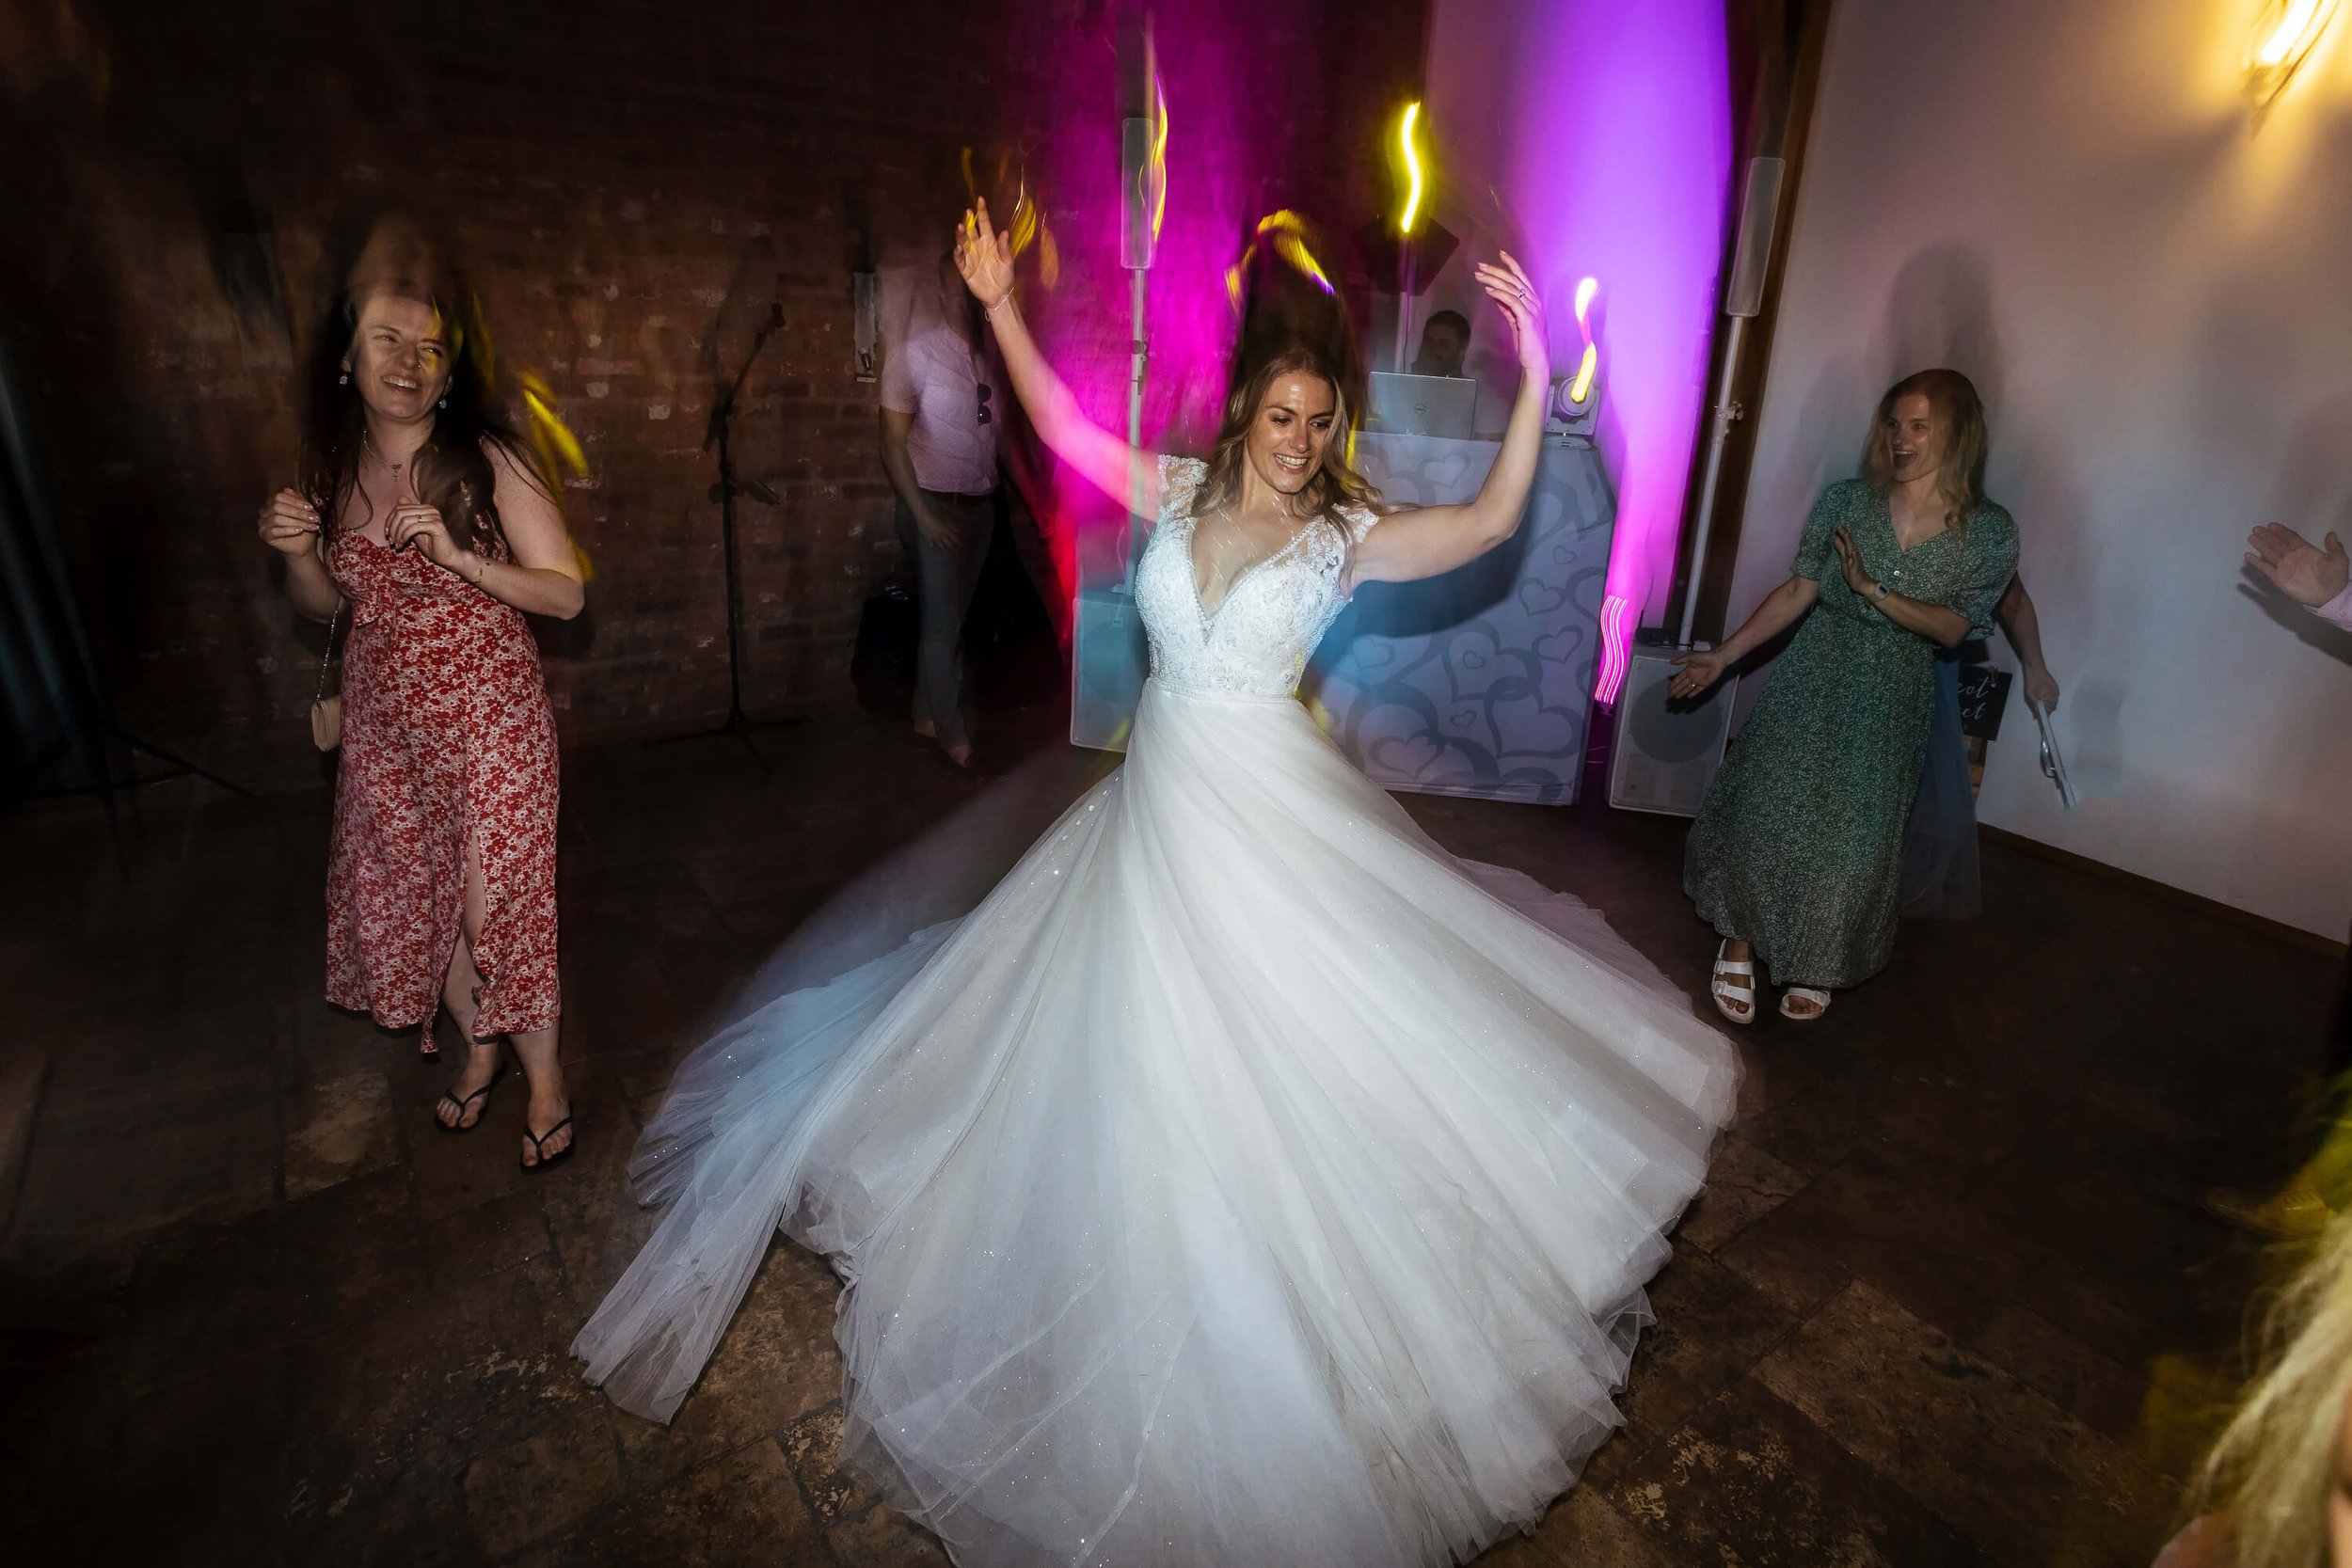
[1366,372,1478,439]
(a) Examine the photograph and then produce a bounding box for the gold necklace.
[361,430,407,483]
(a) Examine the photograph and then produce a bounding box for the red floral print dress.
[324,528,561,1048]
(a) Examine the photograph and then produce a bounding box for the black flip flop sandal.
[520,1115,575,1173]
[434,1058,506,1132]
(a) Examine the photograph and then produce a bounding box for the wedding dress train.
[576,457,1740,1566]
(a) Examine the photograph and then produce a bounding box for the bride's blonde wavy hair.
[2188,1205,2352,1568]
[1190,346,1387,524]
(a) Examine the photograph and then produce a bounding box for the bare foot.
[435,1040,502,1129]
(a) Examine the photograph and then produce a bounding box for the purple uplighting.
[1009,2,1314,591]
[1428,0,1734,691]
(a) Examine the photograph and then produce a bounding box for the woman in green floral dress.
[1671,369,2018,1022]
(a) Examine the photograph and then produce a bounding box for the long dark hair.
[1862,367,1988,537]
[297,224,552,558]
[1191,345,1385,523]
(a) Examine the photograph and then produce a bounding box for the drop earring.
[339,372,349,385]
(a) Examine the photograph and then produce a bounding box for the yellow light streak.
[2258,0,2328,66]
[1568,343,1597,405]
[1398,102,1424,235]
[2246,0,2341,107]
[1224,212,1335,310]
[517,372,593,581]
[1152,74,1169,242]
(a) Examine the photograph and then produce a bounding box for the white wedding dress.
[576,457,1740,1567]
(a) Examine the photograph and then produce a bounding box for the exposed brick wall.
[4,0,1425,787]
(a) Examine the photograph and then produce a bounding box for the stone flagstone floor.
[0,701,2330,1565]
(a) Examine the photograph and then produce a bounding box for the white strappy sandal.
[1780,986,1832,1022]
[1709,941,1756,1025]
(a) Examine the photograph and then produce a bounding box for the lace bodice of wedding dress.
[1135,455,1376,701]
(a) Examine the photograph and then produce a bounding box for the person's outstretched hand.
[954,198,1016,311]
[2247,521,2350,608]
[1474,251,1547,380]
[1668,649,1726,700]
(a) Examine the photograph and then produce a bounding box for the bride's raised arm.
[1348,252,1551,588]
[956,199,1168,520]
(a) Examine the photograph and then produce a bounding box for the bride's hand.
[955,198,1017,311]
[1475,252,1548,381]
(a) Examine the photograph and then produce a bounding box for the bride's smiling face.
[1244,372,1337,499]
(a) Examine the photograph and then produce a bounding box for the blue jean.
[894,487,994,751]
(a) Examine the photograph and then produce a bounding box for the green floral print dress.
[1683,479,2019,990]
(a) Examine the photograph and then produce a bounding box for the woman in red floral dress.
[258,242,585,1169]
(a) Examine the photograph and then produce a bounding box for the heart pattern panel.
[1303,433,1615,806]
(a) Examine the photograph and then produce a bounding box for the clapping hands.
[2246,521,2350,609]
[1829,527,1875,597]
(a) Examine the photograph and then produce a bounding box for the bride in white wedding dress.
[575,203,1740,1566]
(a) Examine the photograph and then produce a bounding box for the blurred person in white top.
[878,246,1005,770]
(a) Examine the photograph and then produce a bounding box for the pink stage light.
[1596,593,1632,707]
[1006,1,1304,608]
[1431,2,1732,702]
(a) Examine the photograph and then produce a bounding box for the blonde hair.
[1192,345,1385,524]
[1863,367,1988,538]
[2191,1207,2352,1568]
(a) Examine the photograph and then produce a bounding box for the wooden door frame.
[1666,0,1837,645]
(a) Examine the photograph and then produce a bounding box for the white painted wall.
[1733,0,2352,938]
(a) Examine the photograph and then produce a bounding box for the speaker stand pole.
[1392,243,1416,374]
[1125,267,1148,575]
[1676,313,1746,648]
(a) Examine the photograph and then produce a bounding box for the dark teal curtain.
[0,337,108,801]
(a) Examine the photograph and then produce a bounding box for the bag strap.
[314,598,344,705]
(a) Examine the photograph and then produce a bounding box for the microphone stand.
[658,304,794,768]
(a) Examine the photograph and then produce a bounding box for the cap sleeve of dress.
[1791,482,1855,580]
[1158,454,1207,524]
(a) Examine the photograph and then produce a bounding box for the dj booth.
[1071,432,1616,806]
[1303,432,1615,804]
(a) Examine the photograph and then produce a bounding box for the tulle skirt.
[575,677,1740,1567]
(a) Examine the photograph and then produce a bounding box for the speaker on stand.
[1607,639,1738,815]
[1070,13,1164,752]
[1606,155,1783,817]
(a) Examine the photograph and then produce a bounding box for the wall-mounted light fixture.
[2246,0,2341,111]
